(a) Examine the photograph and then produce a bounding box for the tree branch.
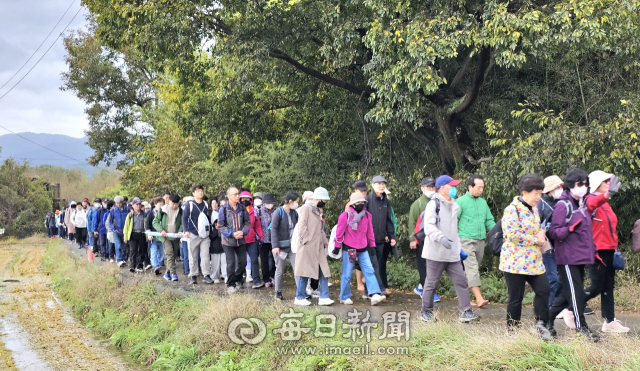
[448,50,474,90]
[401,121,438,148]
[268,48,369,97]
[450,47,491,115]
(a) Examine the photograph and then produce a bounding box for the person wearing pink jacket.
[332,192,386,306]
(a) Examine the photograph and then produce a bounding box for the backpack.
[188,201,210,239]
[488,205,520,257]
[414,198,440,244]
[267,207,285,231]
[631,219,640,253]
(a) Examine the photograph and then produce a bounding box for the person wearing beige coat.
[294,187,333,306]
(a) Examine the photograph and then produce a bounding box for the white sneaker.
[340,298,353,305]
[602,319,630,333]
[328,282,333,287]
[213,279,220,284]
[371,294,385,306]
[311,290,320,299]
[294,298,312,306]
[318,298,334,306]
[246,275,253,283]
[562,309,576,329]
[117,261,125,267]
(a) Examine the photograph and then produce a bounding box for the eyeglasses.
[576,181,588,187]
[229,192,239,197]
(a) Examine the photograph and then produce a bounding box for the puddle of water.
[0,317,51,371]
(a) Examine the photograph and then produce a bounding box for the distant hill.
[0,132,112,176]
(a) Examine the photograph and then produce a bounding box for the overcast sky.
[0,0,89,138]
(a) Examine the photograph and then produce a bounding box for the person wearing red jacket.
[239,190,265,289]
[584,171,629,333]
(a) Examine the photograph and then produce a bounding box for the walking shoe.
[318,298,334,306]
[577,326,600,342]
[135,268,143,273]
[117,261,125,268]
[190,276,197,284]
[129,267,135,273]
[252,282,265,289]
[144,264,152,271]
[434,293,441,302]
[275,292,284,300]
[563,309,577,329]
[584,306,594,315]
[265,278,273,288]
[246,275,253,283]
[171,274,178,281]
[535,320,553,341]
[414,285,423,297]
[203,275,214,284]
[164,271,171,281]
[420,311,436,323]
[154,267,161,275]
[213,279,220,284]
[228,286,237,294]
[235,282,244,290]
[459,310,480,323]
[340,298,353,305]
[109,259,115,263]
[371,294,385,306]
[602,319,630,333]
[294,298,312,306]
[328,282,333,287]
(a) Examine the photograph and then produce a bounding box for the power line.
[0,6,82,102]
[0,124,89,165]
[0,0,76,91]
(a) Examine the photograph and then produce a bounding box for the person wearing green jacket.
[408,177,439,301]
[456,174,496,308]
[153,194,183,282]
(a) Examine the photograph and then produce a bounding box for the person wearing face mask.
[456,174,495,308]
[333,193,386,305]
[420,175,479,323]
[583,170,628,333]
[238,190,265,289]
[270,191,300,300]
[294,187,333,306]
[408,177,440,301]
[365,175,395,296]
[537,175,564,308]
[500,174,552,340]
[258,193,277,287]
[253,193,264,208]
[547,168,611,342]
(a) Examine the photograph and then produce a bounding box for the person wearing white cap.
[366,175,395,295]
[583,170,628,333]
[537,175,564,308]
[294,187,333,306]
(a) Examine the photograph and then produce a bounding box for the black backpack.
[488,205,520,257]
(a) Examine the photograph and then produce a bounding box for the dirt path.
[0,237,144,371]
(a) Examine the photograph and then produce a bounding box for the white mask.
[570,185,588,198]
[553,189,563,199]
[265,204,274,210]
[254,199,263,207]
[423,190,436,198]
[291,202,299,210]
[94,203,100,208]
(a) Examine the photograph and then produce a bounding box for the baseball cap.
[352,180,367,192]
[131,197,142,205]
[372,175,387,184]
[420,177,436,187]
[435,175,461,190]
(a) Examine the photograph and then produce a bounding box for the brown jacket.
[64,207,76,234]
[294,203,330,279]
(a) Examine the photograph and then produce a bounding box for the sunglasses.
[576,181,589,187]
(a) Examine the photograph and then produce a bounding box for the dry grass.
[0,338,17,371]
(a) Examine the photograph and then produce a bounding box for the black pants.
[260,243,276,282]
[99,234,109,257]
[375,242,393,288]
[75,227,87,247]
[504,272,550,326]
[585,250,616,322]
[128,232,147,269]
[223,244,247,287]
[416,242,427,287]
[48,226,57,237]
[550,265,587,329]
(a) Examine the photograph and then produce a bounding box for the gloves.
[607,176,621,198]
[460,250,468,261]
[439,236,452,249]
[331,248,340,256]
[569,219,582,232]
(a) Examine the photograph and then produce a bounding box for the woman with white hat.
[294,187,333,306]
[584,170,628,333]
[332,192,386,305]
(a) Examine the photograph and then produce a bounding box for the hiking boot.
[252,282,265,289]
[535,321,553,341]
[294,298,312,306]
[228,286,237,294]
[275,291,284,300]
[203,275,214,284]
[318,298,334,306]
[577,326,600,342]
[433,293,441,302]
[602,319,630,333]
[371,294,385,306]
[414,285,423,297]
[584,306,594,315]
[340,298,353,305]
[190,276,197,284]
[420,311,436,323]
[459,310,480,323]
[171,274,178,281]
[164,271,171,281]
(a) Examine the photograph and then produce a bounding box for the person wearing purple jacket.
[332,192,386,306]
[547,168,608,342]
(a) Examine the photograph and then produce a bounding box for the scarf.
[347,208,366,230]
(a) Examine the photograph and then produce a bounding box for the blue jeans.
[113,233,126,262]
[150,240,165,268]
[180,240,190,274]
[340,249,380,300]
[88,233,93,250]
[246,242,261,284]
[296,269,329,300]
[542,250,559,307]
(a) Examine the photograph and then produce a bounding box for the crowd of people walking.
[46,167,635,342]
